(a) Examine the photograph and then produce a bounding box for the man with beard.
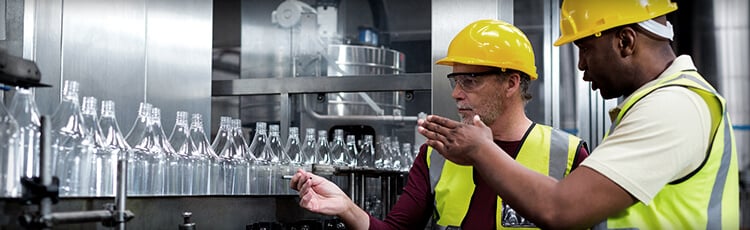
[418,0,740,229]
[290,19,589,229]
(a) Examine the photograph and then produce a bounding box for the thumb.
[473,115,487,127]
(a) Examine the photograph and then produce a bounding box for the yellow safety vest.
[427,124,584,229]
[595,71,739,229]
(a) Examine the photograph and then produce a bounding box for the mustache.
[456,104,472,110]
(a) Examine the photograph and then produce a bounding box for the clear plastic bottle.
[345,135,358,167]
[329,129,349,166]
[300,128,317,166]
[315,130,330,165]
[188,113,214,195]
[51,81,94,196]
[357,135,375,168]
[8,87,41,190]
[0,96,20,197]
[97,100,130,196]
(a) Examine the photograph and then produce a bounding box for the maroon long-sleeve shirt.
[368,137,589,230]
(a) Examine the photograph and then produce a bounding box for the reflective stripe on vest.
[595,72,739,229]
[427,124,582,229]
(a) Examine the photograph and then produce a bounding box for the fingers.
[291,169,316,192]
[417,125,448,144]
[299,186,317,211]
[299,175,314,195]
[427,115,460,129]
[472,115,486,128]
[424,139,447,153]
[290,170,306,191]
[419,115,464,138]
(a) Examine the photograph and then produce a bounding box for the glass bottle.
[345,135,358,167]
[224,118,248,194]
[265,124,287,194]
[188,113,214,195]
[328,129,349,190]
[81,96,111,196]
[248,122,268,161]
[169,111,190,155]
[8,87,40,190]
[390,138,402,170]
[147,107,178,195]
[210,116,232,195]
[374,136,390,169]
[357,135,374,168]
[230,119,250,160]
[401,143,413,172]
[126,102,154,195]
[329,129,349,166]
[265,124,285,164]
[0,96,20,197]
[211,116,232,154]
[315,130,330,165]
[219,119,247,194]
[248,122,269,194]
[169,111,194,195]
[284,127,302,165]
[125,102,151,147]
[51,81,94,196]
[97,100,130,196]
[300,128,317,166]
[282,127,301,195]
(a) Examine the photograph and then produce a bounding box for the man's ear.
[505,72,521,97]
[618,27,637,57]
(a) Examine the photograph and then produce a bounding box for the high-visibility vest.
[427,124,584,229]
[595,71,739,229]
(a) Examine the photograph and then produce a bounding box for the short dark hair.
[497,69,533,102]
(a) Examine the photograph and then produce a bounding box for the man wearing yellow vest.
[290,19,589,229]
[418,0,740,229]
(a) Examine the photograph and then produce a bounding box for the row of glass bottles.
[0,81,130,197]
[0,80,420,197]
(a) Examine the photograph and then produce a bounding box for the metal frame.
[212,73,431,144]
[543,0,561,128]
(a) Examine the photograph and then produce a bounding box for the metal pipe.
[39,116,52,219]
[359,174,366,208]
[115,151,128,230]
[303,95,417,124]
[348,172,355,204]
[43,210,123,225]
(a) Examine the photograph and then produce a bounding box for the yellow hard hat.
[554,0,678,46]
[436,19,538,80]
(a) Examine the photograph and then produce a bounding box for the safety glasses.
[447,70,503,91]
